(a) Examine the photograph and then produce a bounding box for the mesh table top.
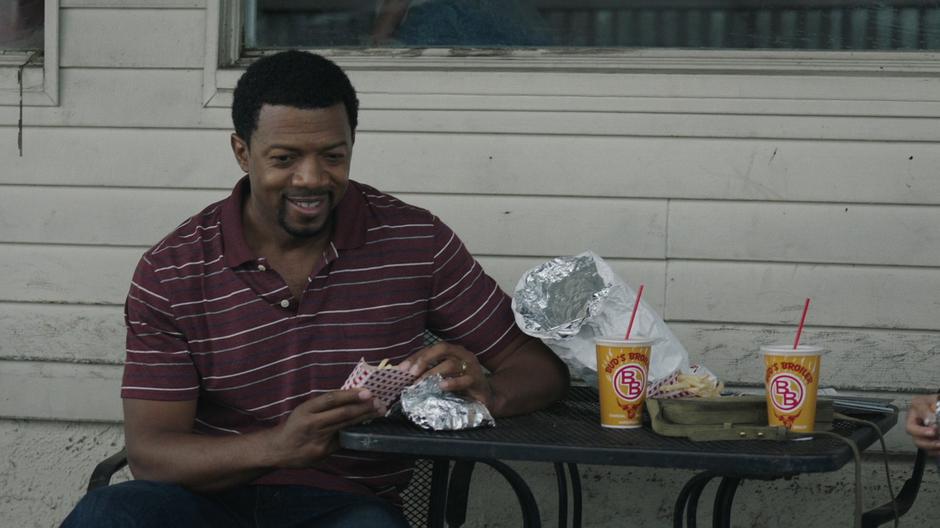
[340,386,898,478]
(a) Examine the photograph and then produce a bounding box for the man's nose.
[291,157,326,187]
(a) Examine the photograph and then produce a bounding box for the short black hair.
[232,50,359,146]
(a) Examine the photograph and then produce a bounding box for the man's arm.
[123,389,384,493]
[399,333,569,418]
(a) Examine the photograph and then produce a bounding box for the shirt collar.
[221,176,255,268]
[220,176,368,268]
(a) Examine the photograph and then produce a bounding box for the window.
[0,0,58,107]
[0,0,44,51]
[243,0,940,51]
[204,0,940,120]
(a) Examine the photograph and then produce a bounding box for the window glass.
[0,0,44,51]
[246,0,940,50]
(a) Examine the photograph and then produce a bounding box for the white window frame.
[0,0,59,106]
[202,0,940,126]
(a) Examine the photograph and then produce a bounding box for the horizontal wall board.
[668,201,940,267]
[0,245,141,304]
[3,128,940,205]
[0,187,228,247]
[363,92,940,119]
[0,303,125,364]
[666,261,940,331]
[61,8,205,68]
[359,110,940,142]
[348,69,940,106]
[0,361,123,421]
[0,127,236,188]
[408,195,666,258]
[671,322,940,392]
[0,186,667,258]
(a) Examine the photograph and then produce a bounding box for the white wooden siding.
[0,303,125,363]
[60,8,206,68]
[1,3,938,525]
[3,129,940,205]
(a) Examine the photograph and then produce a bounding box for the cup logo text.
[769,373,805,412]
[613,364,646,402]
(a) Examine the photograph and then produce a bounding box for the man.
[61,50,568,527]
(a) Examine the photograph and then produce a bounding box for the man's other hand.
[268,389,385,469]
[397,342,494,409]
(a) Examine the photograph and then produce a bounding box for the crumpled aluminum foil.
[400,374,495,431]
[512,253,610,337]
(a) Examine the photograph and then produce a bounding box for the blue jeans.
[60,480,411,528]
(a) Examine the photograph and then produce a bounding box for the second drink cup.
[596,337,654,428]
[761,344,824,433]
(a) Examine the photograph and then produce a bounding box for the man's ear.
[230,133,250,174]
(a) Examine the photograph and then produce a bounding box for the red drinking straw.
[793,298,811,349]
[625,284,645,340]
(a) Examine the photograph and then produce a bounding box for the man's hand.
[397,334,568,418]
[398,342,494,408]
[906,394,940,456]
[267,389,385,469]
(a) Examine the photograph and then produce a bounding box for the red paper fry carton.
[341,358,417,408]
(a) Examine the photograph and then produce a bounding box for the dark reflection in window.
[246,0,940,50]
[0,0,43,50]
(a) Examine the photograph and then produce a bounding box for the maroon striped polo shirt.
[121,176,523,500]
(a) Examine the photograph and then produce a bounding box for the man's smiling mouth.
[285,194,329,213]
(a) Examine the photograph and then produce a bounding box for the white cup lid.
[760,344,825,356]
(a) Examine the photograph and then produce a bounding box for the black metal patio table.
[340,385,899,528]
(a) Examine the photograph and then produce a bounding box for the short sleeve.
[121,254,200,401]
[426,218,523,364]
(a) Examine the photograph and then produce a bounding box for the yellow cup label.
[597,344,651,427]
[763,353,821,432]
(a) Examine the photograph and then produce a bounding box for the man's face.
[231,103,353,246]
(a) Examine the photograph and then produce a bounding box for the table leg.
[673,472,717,528]
[429,459,451,528]
[441,459,542,528]
[445,460,475,528]
[554,463,568,528]
[568,463,582,528]
[481,460,543,528]
[711,477,741,528]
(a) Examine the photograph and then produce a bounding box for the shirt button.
[257,264,266,271]
[280,299,290,308]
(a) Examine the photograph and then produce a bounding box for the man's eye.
[324,153,345,163]
[272,155,293,164]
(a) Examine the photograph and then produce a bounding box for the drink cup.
[596,337,654,428]
[761,345,824,433]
